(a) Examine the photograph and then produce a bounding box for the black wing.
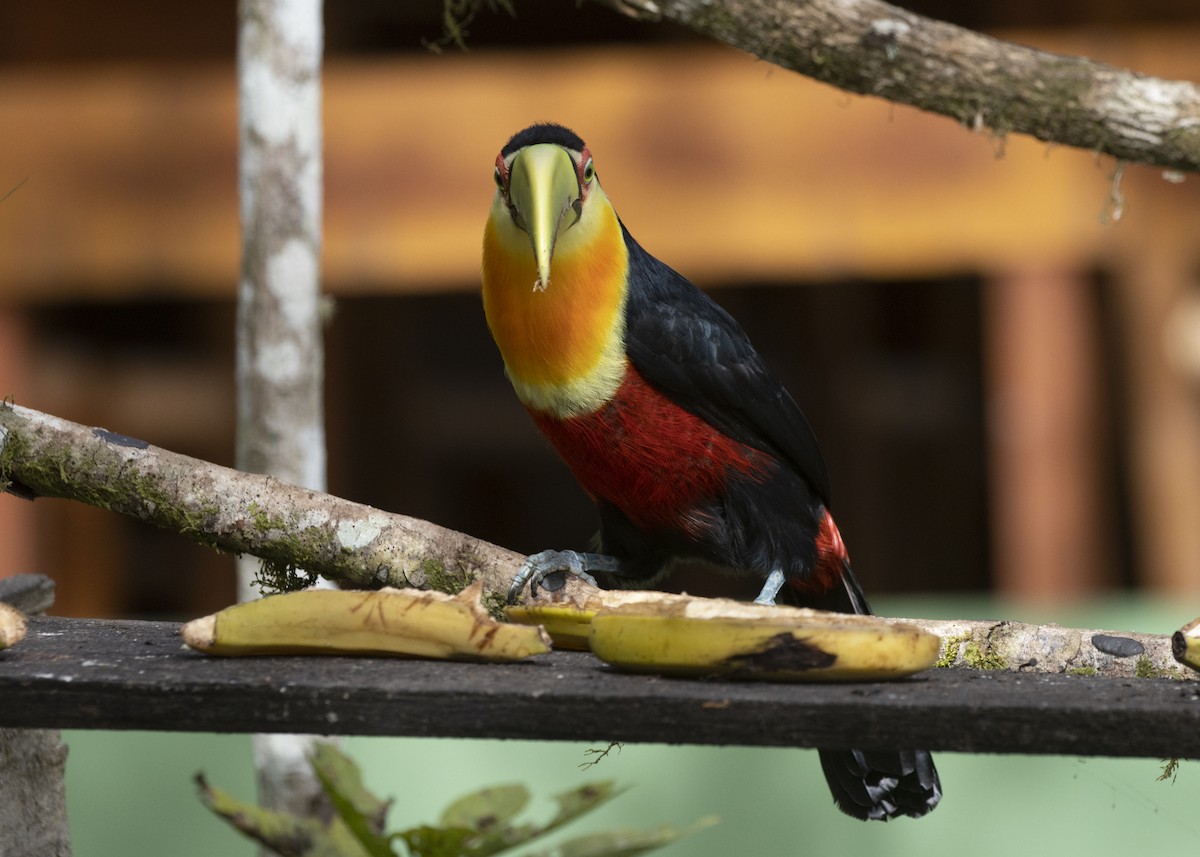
[619,224,832,504]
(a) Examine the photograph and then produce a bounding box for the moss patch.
[935,632,970,668]
[479,586,510,622]
[935,633,1008,670]
[1133,655,1187,680]
[415,551,512,619]
[240,503,350,593]
[963,640,1007,671]
[1,422,218,547]
[1159,757,1181,782]
[0,423,23,494]
[252,560,319,595]
[246,501,286,536]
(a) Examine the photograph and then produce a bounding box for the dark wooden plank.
[1,617,1197,758]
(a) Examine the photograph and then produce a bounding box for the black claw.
[509,551,584,604]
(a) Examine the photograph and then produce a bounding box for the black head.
[501,123,586,159]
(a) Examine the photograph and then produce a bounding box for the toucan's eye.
[494,166,505,189]
[581,158,595,183]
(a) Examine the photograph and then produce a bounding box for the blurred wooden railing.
[2,33,1200,604]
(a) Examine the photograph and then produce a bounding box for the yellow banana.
[509,585,938,680]
[0,602,26,650]
[506,589,670,650]
[1173,616,1200,672]
[589,598,939,681]
[506,604,595,650]
[182,581,550,662]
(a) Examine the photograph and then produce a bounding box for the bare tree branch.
[2,401,1191,679]
[590,0,1200,172]
[906,617,1187,679]
[0,402,548,611]
[541,583,1193,679]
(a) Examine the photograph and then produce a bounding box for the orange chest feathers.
[481,208,630,417]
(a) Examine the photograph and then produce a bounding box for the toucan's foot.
[752,569,787,605]
[507,550,620,604]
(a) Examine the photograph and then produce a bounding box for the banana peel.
[0,602,27,651]
[506,589,672,651]
[508,586,939,681]
[181,576,935,679]
[506,604,595,651]
[591,597,938,681]
[182,582,550,662]
[1173,616,1200,672]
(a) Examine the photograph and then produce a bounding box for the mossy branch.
[912,617,1190,680]
[0,401,575,608]
[582,0,1200,173]
[2,401,1193,678]
[532,582,1195,680]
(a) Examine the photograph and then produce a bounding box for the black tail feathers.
[790,558,942,820]
[819,748,941,821]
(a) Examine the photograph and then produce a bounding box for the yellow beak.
[507,144,581,290]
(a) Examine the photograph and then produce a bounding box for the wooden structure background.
[3,6,1200,855]
[1,4,1200,618]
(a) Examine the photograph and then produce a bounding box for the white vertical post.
[236,0,330,822]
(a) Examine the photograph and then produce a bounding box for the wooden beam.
[1108,169,1200,594]
[983,268,1112,599]
[7,29,1200,301]
[2,616,1198,758]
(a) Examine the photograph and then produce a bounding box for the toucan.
[481,123,941,821]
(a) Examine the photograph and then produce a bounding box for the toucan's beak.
[507,144,580,290]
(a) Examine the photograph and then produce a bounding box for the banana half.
[505,604,595,651]
[182,582,550,662]
[0,602,27,651]
[1173,616,1200,672]
[591,598,939,681]
[506,590,672,651]
[509,588,939,681]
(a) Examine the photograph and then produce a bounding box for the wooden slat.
[1110,220,1200,593]
[983,269,1113,600]
[2,616,1198,757]
[5,29,1200,301]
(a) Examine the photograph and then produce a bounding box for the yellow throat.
[482,144,629,418]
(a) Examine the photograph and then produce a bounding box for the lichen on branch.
[2,401,1192,677]
[0,401,541,607]
[567,0,1200,172]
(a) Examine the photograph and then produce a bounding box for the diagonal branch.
[2,401,1194,680]
[0,401,546,611]
[591,0,1200,172]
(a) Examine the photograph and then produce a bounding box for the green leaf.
[525,817,719,857]
[196,773,373,857]
[310,744,396,857]
[400,782,625,857]
[439,784,531,831]
[200,743,704,857]
[543,783,628,831]
[396,823,478,857]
